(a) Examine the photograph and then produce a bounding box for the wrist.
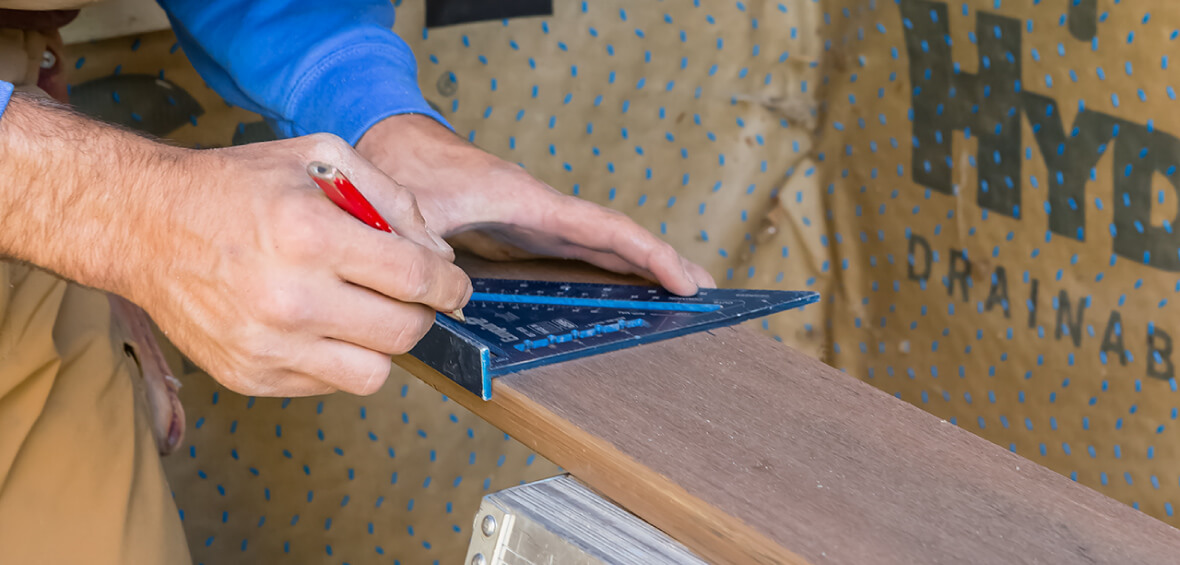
[0,94,194,301]
[100,143,199,304]
[356,114,478,179]
[355,113,554,237]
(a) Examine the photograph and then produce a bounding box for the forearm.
[0,93,185,297]
[0,86,472,400]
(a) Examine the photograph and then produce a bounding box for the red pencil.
[307,162,466,323]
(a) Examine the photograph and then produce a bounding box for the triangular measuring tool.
[409,278,819,400]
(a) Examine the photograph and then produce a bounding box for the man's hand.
[135,135,471,397]
[0,95,470,397]
[356,115,715,297]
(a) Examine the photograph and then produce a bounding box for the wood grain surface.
[393,257,1180,564]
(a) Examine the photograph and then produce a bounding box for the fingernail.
[680,260,699,291]
[427,228,452,254]
[697,269,718,289]
[699,275,718,289]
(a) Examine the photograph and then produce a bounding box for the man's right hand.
[129,134,472,397]
[0,94,470,398]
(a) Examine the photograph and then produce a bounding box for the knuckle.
[238,325,284,368]
[307,132,350,158]
[255,286,310,328]
[604,206,627,218]
[390,187,418,213]
[582,199,625,218]
[393,186,415,204]
[214,328,301,397]
[221,365,275,397]
[397,250,433,302]
[446,269,473,311]
[383,308,433,354]
[357,360,391,396]
[656,242,680,262]
[257,369,304,397]
[651,246,683,274]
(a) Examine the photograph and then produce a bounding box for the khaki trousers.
[0,12,191,565]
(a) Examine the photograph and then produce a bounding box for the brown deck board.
[392,258,1180,564]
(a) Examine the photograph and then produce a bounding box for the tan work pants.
[0,17,191,565]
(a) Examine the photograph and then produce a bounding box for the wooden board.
[394,258,1180,564]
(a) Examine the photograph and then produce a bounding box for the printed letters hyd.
[900,0,1180,271]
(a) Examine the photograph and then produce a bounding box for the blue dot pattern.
[811,0,1180,525]
[402,0,1180,531]
[396,0,830,359]
[66,30,559,565]
[62,1,1180,562]
[165,362,554,565]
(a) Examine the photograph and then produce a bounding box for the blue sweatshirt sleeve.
[156,0,450,144]
[0,80,13,120]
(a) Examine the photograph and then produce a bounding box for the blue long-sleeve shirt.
[0,81,12,121]
[156,0,449,145]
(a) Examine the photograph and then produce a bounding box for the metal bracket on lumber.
[464,474,706,565]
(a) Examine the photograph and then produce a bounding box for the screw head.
[436,71,458,97]
[471,553,487,565]
[481,514,498,537]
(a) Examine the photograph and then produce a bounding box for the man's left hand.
[356,115,715,297]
